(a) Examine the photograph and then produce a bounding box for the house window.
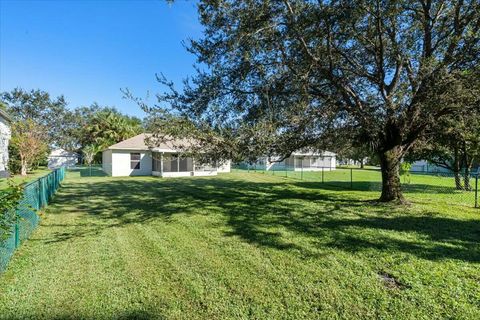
[130,153,141,169]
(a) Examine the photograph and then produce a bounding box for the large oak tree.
[148,0,480,202]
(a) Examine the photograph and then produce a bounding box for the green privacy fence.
[0,167,66,273]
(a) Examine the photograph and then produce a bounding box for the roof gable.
[106,133,151,150]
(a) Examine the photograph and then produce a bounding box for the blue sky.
[0,0,202,118]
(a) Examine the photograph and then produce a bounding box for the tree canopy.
[1,88,144,170]
[10,120,49,176]
[408,70,480,190]
[146,0,480,202]
[1,88,69,148]
[81,110,143,151]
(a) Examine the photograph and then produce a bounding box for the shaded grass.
[0,171,479,319]
[241,168,478,208]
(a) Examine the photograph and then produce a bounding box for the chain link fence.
[0,167,66,273]
[68,165,107,177]
[233,165,479,208]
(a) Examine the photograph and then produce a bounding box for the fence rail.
[233,165,479,208]
[0,167,66,273]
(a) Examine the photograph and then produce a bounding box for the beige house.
[0,109,12,177]
[102,133,230,177]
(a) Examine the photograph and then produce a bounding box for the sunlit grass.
[239,167,478,208]
[0,171,479,319]
[0,167,52,190]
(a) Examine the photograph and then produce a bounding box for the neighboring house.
[48,148,79,169]
[242,150,337,171]
[102,133,231,177]
[0,109,12,178]
[411,160,480,174]
[410,160,453,173]
[336,158,370,168]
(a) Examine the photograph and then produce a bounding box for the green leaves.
[83,110,143,152]
[1,88,69,148]
[82,145,101,165]
[148,0,480,201]
[10,119,49,176]
[0,181,23,238]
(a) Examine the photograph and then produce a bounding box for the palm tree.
[84,111,141,150]
[82,144,101,176]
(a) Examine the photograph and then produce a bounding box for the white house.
[48,148,79,169]
[410,160,459,173]
[0,109,12,178]
[102,133,231,177]
[242,150,336,171]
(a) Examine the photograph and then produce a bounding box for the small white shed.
[48,149,79,169]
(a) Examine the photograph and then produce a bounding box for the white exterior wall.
[48,156,78,169]
[330,156,336,169]
[217,160,231,173]
[102,150,113,176]
[0,116,11,176]
[110,150,152,177]
[246,154,336,171]
[104,146,230,178]
[153,170,218,178]
[48,149,79,169]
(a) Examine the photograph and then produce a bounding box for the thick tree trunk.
[378,147,405,203]
[360,158,364,169]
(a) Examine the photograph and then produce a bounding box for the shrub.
[0,182,23,239]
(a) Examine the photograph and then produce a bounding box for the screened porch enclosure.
[151,152,217,177]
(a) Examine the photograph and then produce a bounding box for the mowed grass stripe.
[0,171,479,319]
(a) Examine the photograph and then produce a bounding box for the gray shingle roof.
[106,133,196,152]
[107,133,151,150]
[107,134,336,156]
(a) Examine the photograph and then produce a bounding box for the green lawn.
[240,167,478,208]
[0,171,479,319]
[0,167,52,190]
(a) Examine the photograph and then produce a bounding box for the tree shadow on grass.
[288,179,476,196]
[42,176,480,263]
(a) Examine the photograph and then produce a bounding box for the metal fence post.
[475,173,479,208]
[14,218,19,248]
[37,179,41,210]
